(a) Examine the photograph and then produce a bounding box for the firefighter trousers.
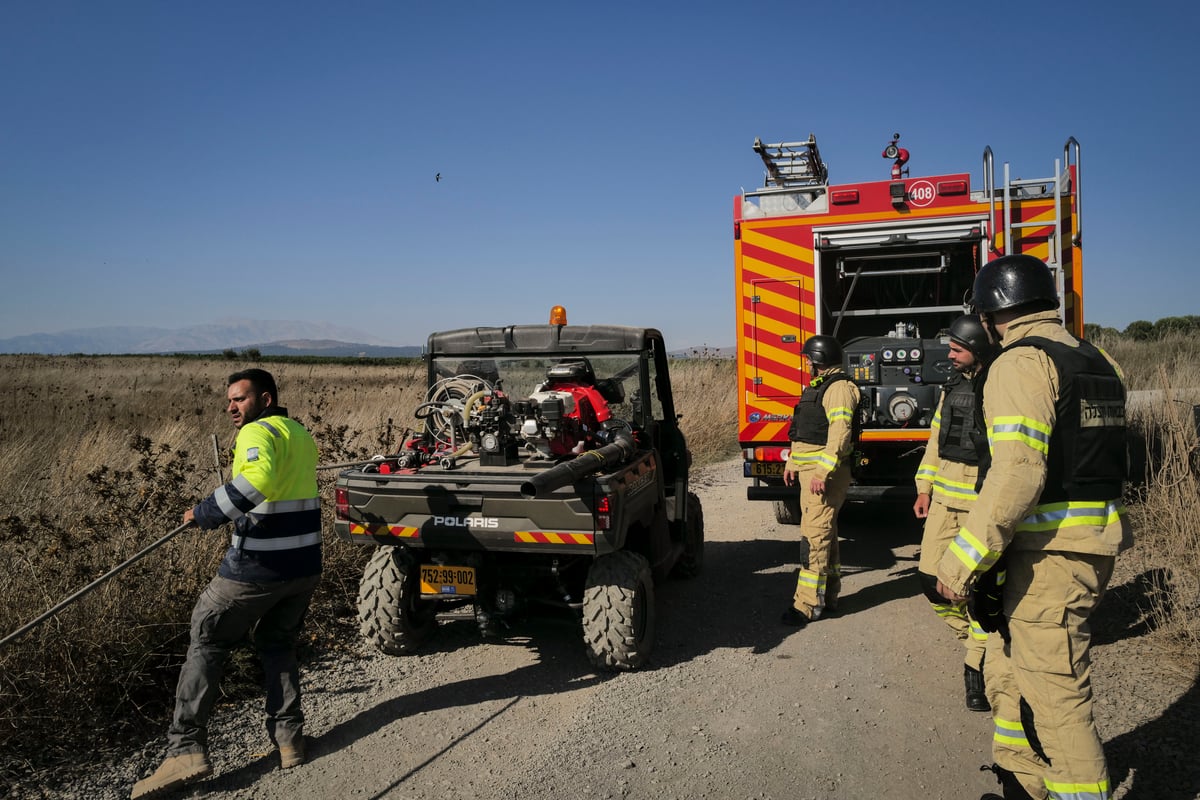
[984,633,1050,799]
[791,465,850,619]
[918,501,987,670]
[167,573,320,756]
[988,549,1115,800]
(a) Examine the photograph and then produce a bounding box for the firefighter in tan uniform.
[781,335,860,627]
[913,314,994,712]
[936,255,1131,800]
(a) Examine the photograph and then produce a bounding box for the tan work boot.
[130,752,212,799]
[279,736,306,769]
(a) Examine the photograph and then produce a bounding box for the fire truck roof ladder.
[984,138,1081,326]
[753,135,829,189]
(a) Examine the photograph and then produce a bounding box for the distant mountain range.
[0,319,733,359]
[0,318,422,357]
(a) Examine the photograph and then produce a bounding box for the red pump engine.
[521,360,613,458]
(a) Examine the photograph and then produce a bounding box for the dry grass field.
[0,344,1195,783]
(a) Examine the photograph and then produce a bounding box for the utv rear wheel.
[582,550,654,670]
[773,497,801,525]
[670,491,704,579]
[358,547,437,655]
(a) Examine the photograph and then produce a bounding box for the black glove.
[968,553,1009,643]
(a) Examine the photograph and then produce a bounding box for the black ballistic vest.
[788,372,854,446]
[937,371,981,466]
[974,335,1126,502]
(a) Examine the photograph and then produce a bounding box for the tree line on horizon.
[1084,315,1200,341]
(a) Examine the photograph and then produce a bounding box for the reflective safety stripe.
[931,475,978,502]
[795,570,823,591]
[215,473,267,520]
[789,451,842,471]
[214,485,240,519]
[231,530,322,551]
[827,407,854,422]
[949,526,1001,573]
[1044,779,1111,800]
[1016,500,1126,533]
[916,464,938,482]
[930,602,967,621]
[253,497,322,514]
[969,619,988,642]
[993,716,1030,748]
[255,419,281,438]
[990,415,1051,454]
[814,452,838,471]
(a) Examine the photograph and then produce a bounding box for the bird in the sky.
[435,173,441,182]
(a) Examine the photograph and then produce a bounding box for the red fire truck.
[735,133,1083,522]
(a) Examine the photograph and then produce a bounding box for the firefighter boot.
[780,606,810,627]
[979,763,1039,800]
[279,736,306,769]
[964,664,991,712]
[130,752,212,799]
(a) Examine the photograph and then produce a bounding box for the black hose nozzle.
[519,432,636,499]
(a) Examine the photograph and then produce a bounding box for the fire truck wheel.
[357,547,438,655]
[670,492,705,579]
[582,550,655,671]
[773,498,801,525]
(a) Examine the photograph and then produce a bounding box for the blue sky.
[2,1,1196,349]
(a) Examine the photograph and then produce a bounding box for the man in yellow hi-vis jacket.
[133,368,322,800]
[782,335,860,627]
[936,255,1131,800]
[914,314,995,712]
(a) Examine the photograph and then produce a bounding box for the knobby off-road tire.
[773,497,801,525]
[357,547,437,655]
[582,550,655,671]
[670,491,705,579]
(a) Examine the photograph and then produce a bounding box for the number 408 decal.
[907,179,936,207]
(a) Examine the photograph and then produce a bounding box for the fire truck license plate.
[420,565,477,596]
[747,462,785,477]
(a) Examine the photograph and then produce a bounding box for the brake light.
[744,446,790,462]
[596,495,612,530]
[335,487,349,520]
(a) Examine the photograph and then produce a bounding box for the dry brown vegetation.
[0,354,739,782]
[0,346,1195,784]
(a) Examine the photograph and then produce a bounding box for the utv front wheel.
[357,547,437,655]
[582,550,654,670]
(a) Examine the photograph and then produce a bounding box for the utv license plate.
[420,565,477,596]
[747,462,785,477]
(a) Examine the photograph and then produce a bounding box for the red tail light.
[335,488,349,520]
[596,495,612,530]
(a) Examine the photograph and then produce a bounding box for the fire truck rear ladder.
[983,138,1081,322]
[753,135,829,188]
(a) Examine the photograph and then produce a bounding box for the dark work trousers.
[167,573,320,755]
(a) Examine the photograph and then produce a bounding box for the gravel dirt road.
[46,458,1199,800]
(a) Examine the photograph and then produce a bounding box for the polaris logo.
[433,515,500,529]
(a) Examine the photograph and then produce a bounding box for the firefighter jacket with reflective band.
[193,407,322,582]
[914,370,980,510]
[936,312,1132,597]
[787,369,860,478]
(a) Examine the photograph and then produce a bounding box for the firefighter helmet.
[972,254,1059,314]
[801,335,842,367]
[947,314,992,360]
